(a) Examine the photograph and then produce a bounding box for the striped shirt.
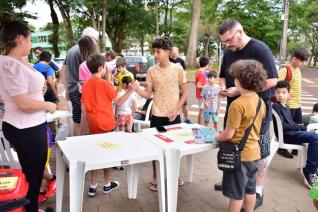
[278,66,302,108]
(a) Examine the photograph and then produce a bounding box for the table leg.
[186,154,194,182]
[127,165,134,199]
[156,155,166,212]
[69,161,85,212]
[56,148,65,212]
[132,164,139,199]
[165,149,181,212]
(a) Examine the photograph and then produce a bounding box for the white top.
[0,56,46,129]
[116,90,135,115]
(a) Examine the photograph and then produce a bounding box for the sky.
[23,0,63,30]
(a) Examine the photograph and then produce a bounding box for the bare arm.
[47,77,58,98]
[59,65,68,92]
[12,93,56,113]
[262,78,278,91]
[215,127,235,142]
[132,99,137,116]
[219,78,226,91]
[131,81,153,99]
[114,90,134,106]
[169,83,189,121]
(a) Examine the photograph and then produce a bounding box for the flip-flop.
[149,184,158,192]
[178,179,184,186]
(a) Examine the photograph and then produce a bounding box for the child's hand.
[216,108,221,115]
[204,102,209,108]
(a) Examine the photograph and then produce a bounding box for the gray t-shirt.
[201,84,220,113]
[64,45,82,93]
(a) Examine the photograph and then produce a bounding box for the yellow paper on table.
[97,141,120,149]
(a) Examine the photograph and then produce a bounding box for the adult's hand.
[46,102,57,113]
[220,87,240,98]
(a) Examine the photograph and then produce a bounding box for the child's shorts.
[203,112,218,122]
[222,160,258,200]
[196,98,205,109]
[117,114,133,126]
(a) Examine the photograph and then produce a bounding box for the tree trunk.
[186,0,201,68]
[48,0,60,58]
[140,35,144,55]
[204,34,211,58]
[101,4,107,52]
[54,0,74,48]
[89,9,97,29]
[156,1,159,36]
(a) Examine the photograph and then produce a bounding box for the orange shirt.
[82,77,117,134]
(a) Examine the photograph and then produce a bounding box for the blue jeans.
[284,131,318,173]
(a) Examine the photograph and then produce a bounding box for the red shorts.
[117,114,133,126]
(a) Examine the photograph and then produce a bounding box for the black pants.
[150,115,181,127]
[2,122,47,212]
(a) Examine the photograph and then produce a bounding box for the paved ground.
[41,67,318,211]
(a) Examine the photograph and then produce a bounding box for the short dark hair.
[34,47,43,53]
[292,48,309,61]
[219,19,240,35]
[122,76,133,85]
[199,57,210,68]
[86,54,105,74]
[152,36,173,51]
[276,80,290,92]
[229,59,267,93]
[207,71,218,79]
[312,103,318,113]
[39,51,52,62]
[79,36,97,61]
[105,50,116,59]
[116,57,126,68]
[0,20,31,54]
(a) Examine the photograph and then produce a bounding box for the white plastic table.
[47,110,72,123]
[55,132,165,212]
[139,123,218,212]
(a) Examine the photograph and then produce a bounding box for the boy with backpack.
[277,48,309,158]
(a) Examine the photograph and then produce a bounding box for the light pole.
[280,0,290,64]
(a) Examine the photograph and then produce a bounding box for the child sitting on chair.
[272,80,318,188]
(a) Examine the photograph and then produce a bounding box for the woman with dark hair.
[0,20,56,212]
[78,35,98,135]
[78,35,98,82]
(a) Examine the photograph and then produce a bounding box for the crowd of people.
[0,17,318,212]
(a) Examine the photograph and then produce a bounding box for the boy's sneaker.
[302,168,317,188]
[184,119,192,124]
[88,185,98,197]
[103,181,119,194]
[277,148,293,159]
[45,175,56,199]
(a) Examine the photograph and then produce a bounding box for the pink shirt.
[79,61,92,81]
[0,56,46,129]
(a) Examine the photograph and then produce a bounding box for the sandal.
[178,179,184,186]
[149,184,158,192]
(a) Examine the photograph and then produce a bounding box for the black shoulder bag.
[217,97,261,172]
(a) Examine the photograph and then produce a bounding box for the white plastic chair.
[133,100,153,132]
[267,120,279,165]
[272,109,307,168]
[0,130,20,168]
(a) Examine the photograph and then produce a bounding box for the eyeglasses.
[220,30,240,45]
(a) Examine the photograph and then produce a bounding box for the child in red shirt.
[81,53,133,197]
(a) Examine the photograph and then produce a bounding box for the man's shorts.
[196,98,204,109]
[68,90,82,124]
[203,112,218,122]
[222,161,258,200]
[117,114,133,126]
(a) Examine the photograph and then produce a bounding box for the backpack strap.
[285,64,292,82]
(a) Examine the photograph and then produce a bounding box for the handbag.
[217,97,261,172]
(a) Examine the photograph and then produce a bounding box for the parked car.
[124,56,148,81]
